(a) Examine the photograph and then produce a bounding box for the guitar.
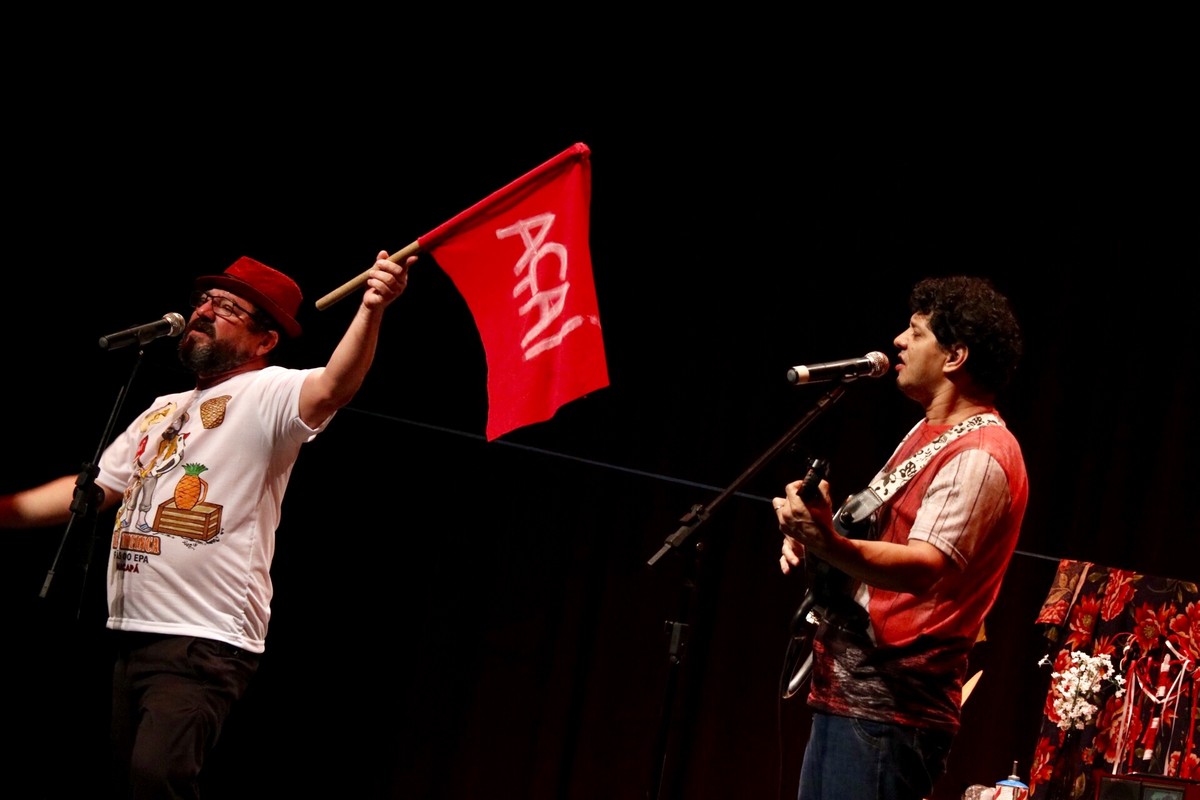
[780,458,873,700]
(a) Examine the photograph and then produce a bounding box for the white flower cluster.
[1039,650,1127,731]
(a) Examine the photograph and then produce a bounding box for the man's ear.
[254,330,280,358]
[944,343,968,373]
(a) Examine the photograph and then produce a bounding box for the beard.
[177,320,255,374]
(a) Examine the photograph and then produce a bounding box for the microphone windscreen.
[864,351,889,377]
[164,313,186,335]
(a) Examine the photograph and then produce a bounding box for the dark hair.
[909,276,1023,395]
[247,310,286,364]
[248,311,280,337]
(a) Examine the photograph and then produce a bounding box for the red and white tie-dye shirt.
[806,414,1028,732]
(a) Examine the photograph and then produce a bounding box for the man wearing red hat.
[0,249,413,798]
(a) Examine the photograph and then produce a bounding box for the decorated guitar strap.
[835,413,1002,530]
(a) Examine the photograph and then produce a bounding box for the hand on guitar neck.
[778,457,872,700]
[776,458,834,574]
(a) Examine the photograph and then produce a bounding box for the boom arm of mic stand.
[41,349,145,604]
[643,382,851,799]
[646,383,848,567]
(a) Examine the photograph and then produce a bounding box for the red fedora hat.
[194,256,303,338]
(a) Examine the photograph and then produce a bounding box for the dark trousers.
[111,633,259,800]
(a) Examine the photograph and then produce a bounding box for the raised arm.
[298,250,414,428]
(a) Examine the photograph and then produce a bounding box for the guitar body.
[781,459,872,700]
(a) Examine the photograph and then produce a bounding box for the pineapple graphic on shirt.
[173,464,209,510]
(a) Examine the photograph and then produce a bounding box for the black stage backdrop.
[3,56,1196,800]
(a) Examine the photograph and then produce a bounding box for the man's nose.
[193,298,217,319]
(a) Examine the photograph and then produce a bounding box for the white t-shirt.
[96,366,329,653]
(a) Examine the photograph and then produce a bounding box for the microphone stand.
[644,381,850,800]
[41,348,145,621]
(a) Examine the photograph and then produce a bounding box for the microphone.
[99,313,187,350]
[787,351,890,384]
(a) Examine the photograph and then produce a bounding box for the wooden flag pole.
[315,240,422,311]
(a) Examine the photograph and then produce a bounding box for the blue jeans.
[797,712,953,800]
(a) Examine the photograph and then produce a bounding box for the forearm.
[298,252,410,427]
[0,475,85,529]
[300,304,384,427]
[814,536,945,594]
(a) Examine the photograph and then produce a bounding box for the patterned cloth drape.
[1030,559,1200,799]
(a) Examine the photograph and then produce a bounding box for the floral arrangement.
[1038,650,1127,731]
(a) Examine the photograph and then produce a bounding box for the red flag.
[418,143,608,441]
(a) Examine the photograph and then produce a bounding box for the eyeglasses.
[190,291,257,322]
